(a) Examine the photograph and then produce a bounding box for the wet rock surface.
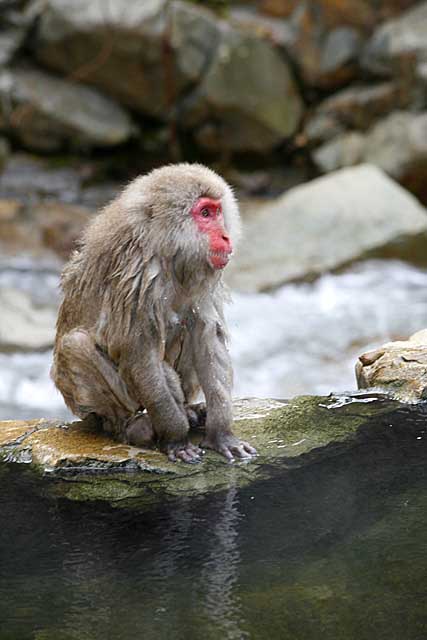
[227,164,427,292]
[0,394,399,506]
[356,328,427,402]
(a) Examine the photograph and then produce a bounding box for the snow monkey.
[52,164,257,463]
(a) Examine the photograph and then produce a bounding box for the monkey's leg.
[120,349,203,464]
[53,329,155,445]
[175,333,206,430]
[160,362,204,462]
[191,320,257,461]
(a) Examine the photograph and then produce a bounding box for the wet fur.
[52,164,251,461]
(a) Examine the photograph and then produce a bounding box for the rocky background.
[2,0,427,416]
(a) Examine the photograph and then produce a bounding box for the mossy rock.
[0,394,399,507]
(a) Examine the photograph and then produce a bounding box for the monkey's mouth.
[209,250,231,270]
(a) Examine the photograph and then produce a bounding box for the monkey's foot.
[165,441,204,464]
[185,402,207,430]
[124,413,155,447]
[201,434,257,462]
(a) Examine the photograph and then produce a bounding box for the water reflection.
[0,402,425,639]
[198,486,247,640]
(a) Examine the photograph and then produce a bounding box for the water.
[0,401,425,639]
[1,259,427,419]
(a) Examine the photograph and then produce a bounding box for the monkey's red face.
[191,197,232,270]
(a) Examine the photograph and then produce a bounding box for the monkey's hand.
[201,433,257,462]
[163,441,204,464]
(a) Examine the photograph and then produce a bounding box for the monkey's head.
[121,163,241,272]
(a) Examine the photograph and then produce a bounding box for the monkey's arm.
[120,344,202,463]
[190,315,256,461]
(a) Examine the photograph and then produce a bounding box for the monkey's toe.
[202,435,257,462]
[167,442,204,464]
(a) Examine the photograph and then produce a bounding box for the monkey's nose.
[222,234,232,251]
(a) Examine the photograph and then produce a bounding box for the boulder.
[0,153,83,203]
[0,287,56,351]
[0,136,9,169]
[356,329,427,401]
[304,82,407,145]
[0,196,91,259]
[256,3,364,90]
[313,111,427,203]
[0,394,401,505]
[362,1,427,77]
[0,67,134,151]
[226,165,427,292]
[312,131,365,170]
[183,23,303,153]
[32,0,219,119]
[0,0,33,66]
[260,0,420,24]
[32,0,303,151]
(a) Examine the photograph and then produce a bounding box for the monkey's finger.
[230,444,253,459]
[177,449,202,464]
[218,446,235,462]
[241,441,257,455]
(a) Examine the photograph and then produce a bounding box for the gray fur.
[52,163,255,462]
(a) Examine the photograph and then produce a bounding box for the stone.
[226,165,427,292]
[0,287,56,351]
[0,153,82,203]
[32,201,92,260]
[260,0,420,24]
[305,83,407,144]
[0,394,400,505]
[362,1,427,77]
[32,0,219,119]
[312,132,365,172]
[320,26,362,78]
[0,196,92,260]
[183,23,303,153]
[356,329,427,401]
[0,137,9,169]
[254,3,365,90]
[0,66,134,151]
[312,111,427,203]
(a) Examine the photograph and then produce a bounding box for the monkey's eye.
[201,208,210,218]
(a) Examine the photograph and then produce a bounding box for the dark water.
[0,405,426,640]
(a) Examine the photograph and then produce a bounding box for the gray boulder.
[362,1,427,76]
[0,67,134,151]
[226,165,427,292]
[32,0,219,119]
[32,0,303,151]
[183,23,303,153]
[313,111,427,202]
[305,82,407,145]
[313,132,365,172]
[356,329,427,402]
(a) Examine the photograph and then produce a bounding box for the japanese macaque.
[52,163,256,463]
